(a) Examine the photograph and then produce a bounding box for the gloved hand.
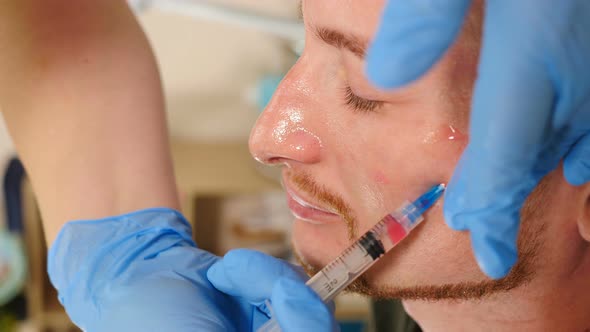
[207,249,338,332]
[366,0,590,278]
[48,208,337,331]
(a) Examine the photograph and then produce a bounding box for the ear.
[577,183,590,242]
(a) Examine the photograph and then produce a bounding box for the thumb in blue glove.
[207,249,339,332]
[367,0,590,279]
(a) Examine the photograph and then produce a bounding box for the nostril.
[252,153,291,166]
[266,156,284,164]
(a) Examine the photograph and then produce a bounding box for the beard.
[295,178,550,301]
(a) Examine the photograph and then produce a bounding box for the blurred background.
[0,1,402,331]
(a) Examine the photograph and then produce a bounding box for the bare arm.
[0,0,179,246]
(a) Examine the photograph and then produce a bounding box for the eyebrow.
[314,27,368,58]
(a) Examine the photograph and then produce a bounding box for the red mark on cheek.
[373,170,390,185]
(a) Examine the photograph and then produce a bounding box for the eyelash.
[342,86,383,113]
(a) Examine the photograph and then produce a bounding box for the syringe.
[257,184,445,332]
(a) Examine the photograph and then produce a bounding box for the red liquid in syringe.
[382,214,409,244]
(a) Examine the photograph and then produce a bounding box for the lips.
[283,182,341,224]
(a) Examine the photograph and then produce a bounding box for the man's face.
[249,0,541,299]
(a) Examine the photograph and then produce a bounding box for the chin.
[291,217,354,270]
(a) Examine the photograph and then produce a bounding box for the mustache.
[287,169,357,240]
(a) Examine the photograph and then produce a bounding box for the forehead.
[302,0,385,40]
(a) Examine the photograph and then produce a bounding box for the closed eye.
[342,86,383,113]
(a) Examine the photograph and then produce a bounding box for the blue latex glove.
[48,208,336,331]
[366,0,590,278]
[207,249,338,332]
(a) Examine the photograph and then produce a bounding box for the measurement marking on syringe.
[321,270,339,293]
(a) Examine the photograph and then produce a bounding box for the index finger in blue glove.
[366,0,472,89]
[271,276,339,332]
[207,249,305,306]
[444,1,557,279]
[564,133,590,186]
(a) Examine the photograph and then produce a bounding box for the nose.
[249,61,322,166]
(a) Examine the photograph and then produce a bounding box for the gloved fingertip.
[563,134,590,186]
[563,157,590,186]
[471,232,518,279]
[442,171,470,231]
[476,251,516,280]
[272,277,336,332]
[222,248,255,265]
[443,203,468,231]
[366,0,470,90]
[206,262,229,289]
[365,48,408,89]
[367,39,445,90]
[273,277,317,303]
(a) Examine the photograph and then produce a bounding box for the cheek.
[423,125,468,144]
[365,206,487,287]
[364,122,468,209]
[371,123,467,179]
[422,124,468,171]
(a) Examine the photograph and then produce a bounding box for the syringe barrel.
[307,230,383,302]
